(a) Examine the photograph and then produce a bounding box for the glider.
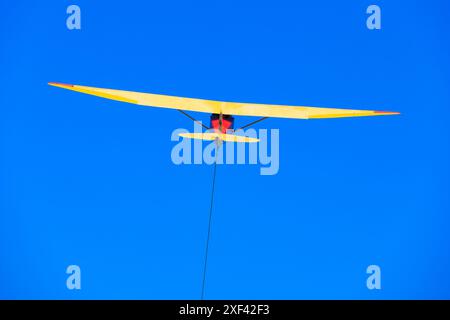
[47,81,399,299]
[48,82,399,142]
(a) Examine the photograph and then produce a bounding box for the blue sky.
[1,1,450,299]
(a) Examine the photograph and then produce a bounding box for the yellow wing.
[48,82,400,119]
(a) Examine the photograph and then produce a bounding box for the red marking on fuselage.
[211,118,233,133]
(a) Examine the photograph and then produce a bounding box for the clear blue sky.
[1,1,449,299]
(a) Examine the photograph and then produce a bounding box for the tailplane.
[179,132,259,143]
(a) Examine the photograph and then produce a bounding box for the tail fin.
[179,132,259,143]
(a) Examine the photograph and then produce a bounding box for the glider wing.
[48,83,399,119]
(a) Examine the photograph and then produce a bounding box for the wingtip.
[48,82,74,88]
[374,111,401,115]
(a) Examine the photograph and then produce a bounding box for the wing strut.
[235,117,269,132]
[177,109,209,130]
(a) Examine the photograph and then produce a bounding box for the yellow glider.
[48,82,399,142]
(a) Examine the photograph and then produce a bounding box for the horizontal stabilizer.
[179,132,259,143]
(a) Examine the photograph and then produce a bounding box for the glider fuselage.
[210,113,234,134]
